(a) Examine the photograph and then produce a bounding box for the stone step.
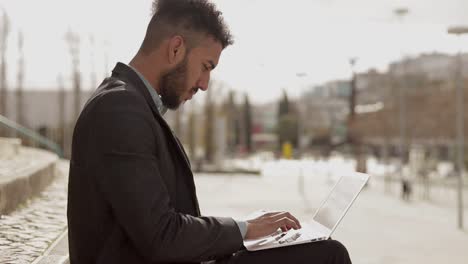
[0,160,68,263]
[0,147,58,215]
[0,137,21,159]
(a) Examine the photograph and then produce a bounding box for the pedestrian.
[67,1,352,263]
[401,178,412,201]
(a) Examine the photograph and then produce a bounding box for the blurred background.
[0,0,467,263]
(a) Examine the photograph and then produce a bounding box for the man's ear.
[167,35,186,65]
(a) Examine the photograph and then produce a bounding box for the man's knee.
[324,240,348,253]
[322,240,351,263]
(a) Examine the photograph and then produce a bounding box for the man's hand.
[245,211,302,240]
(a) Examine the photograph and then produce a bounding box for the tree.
[243,93,253,153]
[278,113,299,149]
[278,90,289,118]
[277,90,299,150]
[234,113,241,149]
[65,29,81,123]
[0,9,10,121]
[174,107,182,136]
[204,87,214,163]
[223,90,238,155]
[89,34,97,88]
[57,74,66,151]
[187,105,196,162]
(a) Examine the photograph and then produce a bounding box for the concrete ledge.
[0,147,58,215]
[0,137,21,159]
[194,169,261,175]
[194,163,261,175]
[32,230,69,264]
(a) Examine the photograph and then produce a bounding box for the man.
[67,0,352,263]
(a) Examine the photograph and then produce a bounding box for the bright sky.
[1,0,468,103]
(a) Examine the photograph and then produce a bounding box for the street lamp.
[348,57,358,124]
[448,25,468,230]
[348,57,367,175]
[393,7,409,188]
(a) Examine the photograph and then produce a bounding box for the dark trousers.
[215,240,352,264]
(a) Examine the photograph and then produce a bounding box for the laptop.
[243,172,369,251]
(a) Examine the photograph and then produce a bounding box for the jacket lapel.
[174,135,191,167]
[111,63,201,215]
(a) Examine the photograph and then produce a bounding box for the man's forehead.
[193,36,223,63]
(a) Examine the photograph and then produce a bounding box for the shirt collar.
[127,64,167,116]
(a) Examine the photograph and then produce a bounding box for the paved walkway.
[29,159,468,263]
[0,160,67,264]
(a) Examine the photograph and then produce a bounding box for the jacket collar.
[111,62,162,119]
[126,64,168,116]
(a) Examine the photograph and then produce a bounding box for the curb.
[31,230,69,264]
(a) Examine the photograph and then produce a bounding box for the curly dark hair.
[140,0,233,54]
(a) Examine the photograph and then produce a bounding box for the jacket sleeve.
[91,90,243,262]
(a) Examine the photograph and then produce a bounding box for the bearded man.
[67,1,352,263]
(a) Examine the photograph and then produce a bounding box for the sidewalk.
[32,159,468,264]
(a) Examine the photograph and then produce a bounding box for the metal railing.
[0,114,64,158]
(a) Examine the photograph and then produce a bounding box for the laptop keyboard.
[271,230,302,244]
[278,232,302,244]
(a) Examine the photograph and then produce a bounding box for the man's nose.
[197,73,210,91]
[198,83,208,91]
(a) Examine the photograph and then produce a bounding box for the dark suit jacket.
[67,63,243,264]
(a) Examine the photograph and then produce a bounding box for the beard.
[159,57,189,110]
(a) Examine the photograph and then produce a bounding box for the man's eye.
[203,64,209,72]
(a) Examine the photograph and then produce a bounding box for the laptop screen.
[313,173,368,230]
